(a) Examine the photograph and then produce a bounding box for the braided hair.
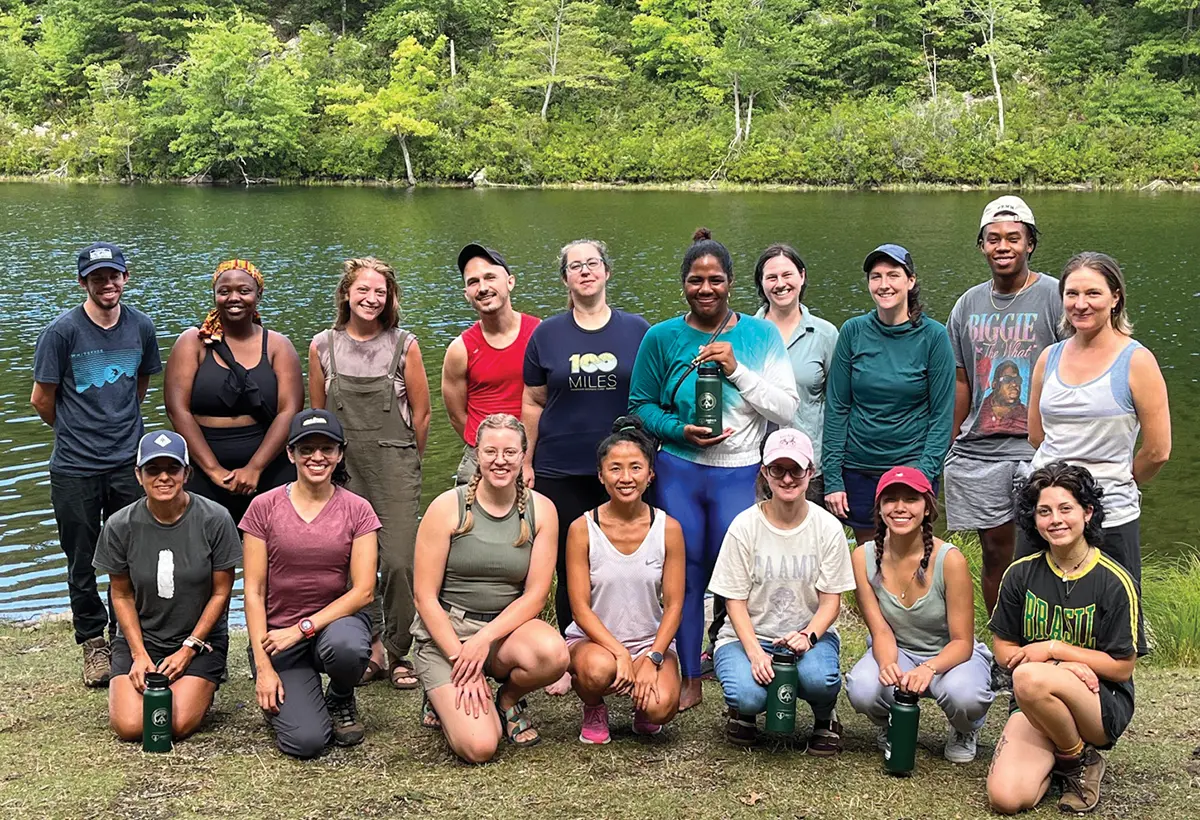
[870,486,940,586]
[453,413,532,547]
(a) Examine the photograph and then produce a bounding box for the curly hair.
[1016,461,1106,552]
[455,413,531,547]
[871,487,939,587]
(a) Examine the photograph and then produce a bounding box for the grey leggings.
[249,612,371,759]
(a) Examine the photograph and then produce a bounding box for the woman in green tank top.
[411,413,567,763]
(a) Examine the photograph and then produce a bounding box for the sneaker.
[944,727,980,763]
[632,710,662,736]
[990,658,1013,695]
[806,717,844,757]
[579,702,611,745]
[325,688,365,746]
[876,723,890,752]
[1056,746,1106,813]
[82,636,112,688]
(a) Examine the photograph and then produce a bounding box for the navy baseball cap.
[862,244,915,276]
[288,409,346,446]
[456,242,510,276]
[137,430,189,467]
[77,242,128,279]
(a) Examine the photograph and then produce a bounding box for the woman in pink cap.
[845,466,994,764]
[708,428,856,752]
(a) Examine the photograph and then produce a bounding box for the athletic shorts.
[943,453,1029,531]
[110,635,229,686]
[410,608,504,691]
[1009,677,1133,749]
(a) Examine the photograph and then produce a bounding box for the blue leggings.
[655,450,759,678]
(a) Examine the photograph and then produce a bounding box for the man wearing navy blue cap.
[31,242,162,687]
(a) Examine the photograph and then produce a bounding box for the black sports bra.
[190,329,279,419]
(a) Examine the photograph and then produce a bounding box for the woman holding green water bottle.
[708,429,855,752]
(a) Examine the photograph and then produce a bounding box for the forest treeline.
[0,0,1197,185]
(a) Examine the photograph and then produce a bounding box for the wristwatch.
[183,636,212,655]
[648,651,665,668]
[807,632,819,646]
[298,618,316,640]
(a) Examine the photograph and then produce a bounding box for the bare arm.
[163,330,225,478]
[110,574,147,660]
[1027,348,1049,449]
[242,533,273,674]
[725,598,765,657]
[412,490,474,660]
[307,337,327,410]
[993,636,1135,683]
[919,547,975,673]
[951,367,971,440]
[565,515,627,659]
[440,338,469,441]
[246,332,303,474]
[30,382,57,426]
[405,341,432,457]
[1129,347,1171,485]
[136,373,151,404]
[653,516,685,655]
[851,547,899,669]
[520,384,547,486]
[188,568,236,643]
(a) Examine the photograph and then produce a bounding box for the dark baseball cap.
[77,242,128,279]
[862,243,915,276]
[136,430,189,467]
[456,242,510,276]
[287,409,346,447]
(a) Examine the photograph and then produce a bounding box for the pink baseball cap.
[762,429,814,470]
[875,466,933,500]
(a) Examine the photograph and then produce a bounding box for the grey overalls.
[327,330,423,662]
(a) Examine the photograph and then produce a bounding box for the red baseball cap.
[874,466,933,500]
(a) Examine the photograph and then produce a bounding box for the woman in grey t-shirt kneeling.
[94,431,242,742]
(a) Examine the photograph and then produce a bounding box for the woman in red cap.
[845,466,995,763]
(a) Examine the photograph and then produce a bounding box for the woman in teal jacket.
[822,244,955,546]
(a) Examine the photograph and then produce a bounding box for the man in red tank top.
[441,243,540,484]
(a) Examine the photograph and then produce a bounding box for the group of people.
[31,195,1171,814]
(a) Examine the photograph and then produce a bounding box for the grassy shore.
[1,616,1197,820]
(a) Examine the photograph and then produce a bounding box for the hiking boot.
[632,709,662,736]
[944,726,980,763]
[579,702,610,745]
[806,717,844,757]
[82,636,112,688]
[1056,746,1106,813]
[990,658,1013,695]
[325,688,365,746]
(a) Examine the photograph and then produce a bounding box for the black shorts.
[110,636,229,686]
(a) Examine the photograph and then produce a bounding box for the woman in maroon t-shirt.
[240,409,381,759]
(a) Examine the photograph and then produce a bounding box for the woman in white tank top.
[563,416,685,745]
[1027,252,1171,587]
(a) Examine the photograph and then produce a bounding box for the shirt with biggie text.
[239,485,381,630]
[93,494,241,655]
[708,502,856,651]
[34,305,161,475]
[523,309,650,478]
[946,273,1063,461]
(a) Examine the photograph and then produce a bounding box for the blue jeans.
[654,450,759,678]
[713,634,842,721]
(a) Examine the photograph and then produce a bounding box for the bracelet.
[918,661,938,675]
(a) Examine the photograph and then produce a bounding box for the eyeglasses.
[141,463,185,477]
[566,258,605,274]
[766,464,809,480]
[296,443,340,459]
[480,447,522,461]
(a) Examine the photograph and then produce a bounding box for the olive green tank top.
[438,485,536,614]
[863,541,956,656]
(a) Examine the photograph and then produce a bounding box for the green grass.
[2,620,1198,819]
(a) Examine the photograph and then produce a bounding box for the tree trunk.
[399,133,415,186]
[542,0,565,121]
[541,82,554,120]
[1184,7,1193,77]
[450,38,457,77]
[341,0,347,37]
[923,33,938,101]
[732,74,742,144]
[987,16,1005,140]
[744,92,754,142]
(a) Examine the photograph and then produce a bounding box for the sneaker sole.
[578,733,611,745]
[944,747,978,764]
[333,733,365,747]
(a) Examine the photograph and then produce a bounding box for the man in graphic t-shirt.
[944,197,1065,616]
[440,243,540,484]
[31,242,162,686]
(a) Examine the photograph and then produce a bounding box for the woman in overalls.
[310,257,432,689]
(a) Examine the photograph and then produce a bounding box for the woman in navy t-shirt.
[521,239,650,667]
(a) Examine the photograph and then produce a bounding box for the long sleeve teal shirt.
[821,311,956,493]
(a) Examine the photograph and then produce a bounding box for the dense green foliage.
[1,0,1197,184]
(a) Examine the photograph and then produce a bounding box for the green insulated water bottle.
[695,362,723,433]
[142,672,173,753]
[884,687,920,775]
[764,650,798,734]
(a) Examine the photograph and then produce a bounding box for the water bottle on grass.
[884,686,919,775]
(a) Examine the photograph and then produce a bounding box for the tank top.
[190,328,279,418]
[462,313,539,446]
[863,541,956,657]
[564,507,669,654]
[1031,340,1142,526]
[438,485,537,614]
[315,328,414,425]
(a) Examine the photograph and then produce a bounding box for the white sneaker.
[944,727,979,763]
[876,724,889,752]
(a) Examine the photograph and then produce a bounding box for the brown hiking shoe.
[1056,746,1106,813]
[82,636,112,688]
[325,688,365,747]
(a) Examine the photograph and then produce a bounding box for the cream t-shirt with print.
[708,502,855,651]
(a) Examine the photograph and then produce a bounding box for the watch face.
[300,619,314,632]
[649,651,664,666]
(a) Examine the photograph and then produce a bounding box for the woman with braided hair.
[165,259,302,524]
[845,466,995,763]
[411,413,567,763]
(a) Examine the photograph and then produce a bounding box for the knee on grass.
[277,724,331,760]
[451,732,500,765]
[110,711,143,742]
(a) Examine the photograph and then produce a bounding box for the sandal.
[726,707,758,746]
[356,658,385,687]
[420,690,441,730]
[389,660,419,690]
[495,689,541,747]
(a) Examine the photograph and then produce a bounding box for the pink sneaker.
[579,702,611,744]
[632,710,662,736]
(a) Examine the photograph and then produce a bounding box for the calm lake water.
[0,183,1195,622]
